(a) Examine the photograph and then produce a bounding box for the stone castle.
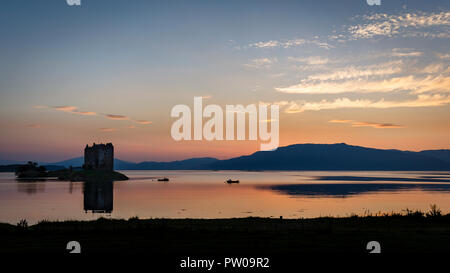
[84,143,114,171]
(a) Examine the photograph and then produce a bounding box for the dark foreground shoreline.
[1,214,450,255]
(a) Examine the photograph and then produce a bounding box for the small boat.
[157,177,169,182]
[226,179,239,184]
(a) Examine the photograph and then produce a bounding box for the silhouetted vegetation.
[426,204,442,217]
[16,219,28,229]
[15,162,47,178]
[12,161,128,181]
[1,206,449,254]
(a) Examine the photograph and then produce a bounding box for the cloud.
[134,120,152,125]
[438,53,450,60]
[34,106,151,125]
[105,114,128,120]
[51,106,96,116]
[348,11,450,39]
[392,48,423,57]
[244,58,277,69]
[275,74,450,94]
[287,56,330,65]
[402,31,450,39]
[271,94,450,113]
[421,63,444,74]
[242,11,448,57]
[248,38,333,50]
[249,40,279,48]
[305,60,403,82]
[329,119,403,128]
[53,106,78,112]
[352,121,403,128]
[100,128,117,132]
[74,111,97,116]
[329,119,353,123]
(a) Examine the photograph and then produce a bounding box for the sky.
[0,0,449,163]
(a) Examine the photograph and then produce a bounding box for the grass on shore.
[1,205,449,254]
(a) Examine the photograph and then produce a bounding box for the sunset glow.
[0,0,449,163]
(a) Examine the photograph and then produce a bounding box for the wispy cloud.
[52,106,78,112]
[244,11,449,56]
[287,56,330,65]
[270,94,450,113]
[48,106,97,116]
[75,111,97,116]
[275,74,450,94]
[421,63,444,74]
[105,114,129,120]
[306,60,403,81]
[329,119,403,128]
[329,119,352,123]
[352,121,403,128]
[32,105,97,116]
[348,11,450,39]
[248,38,333,50]
[391,48,423,57]
[134,120,152,125]
[99,128,117,132]
[34,105,152,126]
[244,58,277,69]
[438,53,450,60]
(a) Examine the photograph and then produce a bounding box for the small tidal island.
[15,143,128,181]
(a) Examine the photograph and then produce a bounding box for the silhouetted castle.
[84,143,114,171]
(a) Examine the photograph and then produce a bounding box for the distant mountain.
[2,144,450,171]
[0,160,24,165]
[44,157,218,170]
[0,164,23,172]
[417,150,450,164]
[124,157,219,170]
[45,157,84,168]
[209,143,450,171]
[0,164,65,172]
[45,157,136,169]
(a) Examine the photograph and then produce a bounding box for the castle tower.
[84,143,114,171]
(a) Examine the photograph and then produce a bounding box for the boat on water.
[226,179,239,184]
[157,177,169,182]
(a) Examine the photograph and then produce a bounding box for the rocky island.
[15,143,128,181]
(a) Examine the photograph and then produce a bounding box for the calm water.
[1,170,450,224]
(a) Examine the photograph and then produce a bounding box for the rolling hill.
[3,143,450,171]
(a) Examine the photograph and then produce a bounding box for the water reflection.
[16,180,46,195]
[268,183,450,198]
[6,171,450,223]
[83,180,113,213]
[314,175,450,182]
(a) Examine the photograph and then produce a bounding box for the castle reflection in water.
[83,181,113,213]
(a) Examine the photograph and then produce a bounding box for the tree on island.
[15,161,47,178]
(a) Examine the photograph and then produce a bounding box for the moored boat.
[226,179,239,184]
